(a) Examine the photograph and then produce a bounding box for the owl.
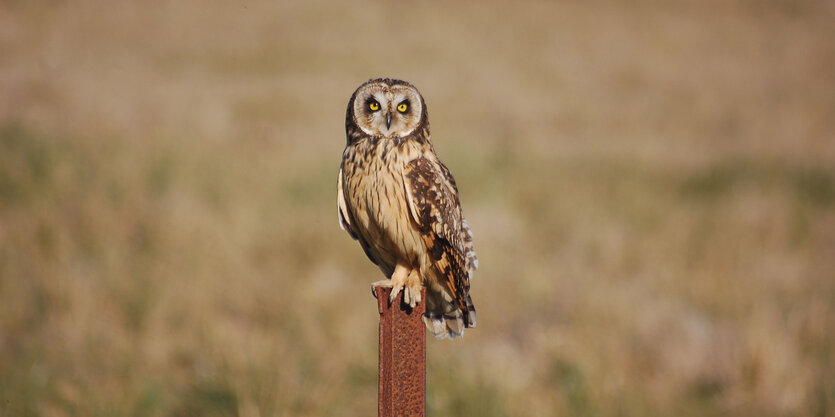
[337,78,478,339]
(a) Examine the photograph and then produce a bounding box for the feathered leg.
[371,264,422,308]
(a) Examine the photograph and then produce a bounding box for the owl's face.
[350,79,425,138]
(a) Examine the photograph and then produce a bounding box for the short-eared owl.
[337,78,477,339]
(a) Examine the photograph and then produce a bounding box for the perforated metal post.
[375,287,426,417]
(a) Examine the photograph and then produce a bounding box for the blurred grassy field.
[1,0,834,416]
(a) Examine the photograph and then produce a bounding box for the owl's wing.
[337,165,357,240]
[436,161,478,274]
[403,157,477,324]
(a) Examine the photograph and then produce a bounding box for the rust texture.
[376,286,427,417]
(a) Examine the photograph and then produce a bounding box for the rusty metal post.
[375,286,426,417]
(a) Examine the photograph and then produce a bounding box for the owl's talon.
[389,285,403,304]
[371,279,393,299]
[402,269,422,308]
[410,286,422,307]
[375,265,423,307]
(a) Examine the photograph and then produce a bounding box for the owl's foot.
[371,265,422,308]
[398,269,423,308]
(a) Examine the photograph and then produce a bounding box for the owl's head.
[346,78,427,140]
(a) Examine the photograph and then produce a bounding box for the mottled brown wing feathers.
[438,162,478,273]
[404,157,476,326]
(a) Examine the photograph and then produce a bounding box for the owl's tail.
[422,293,477,339]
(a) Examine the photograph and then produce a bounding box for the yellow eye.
[368,101,380,111]
[397,102,408,113]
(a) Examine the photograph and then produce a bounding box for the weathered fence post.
[375,286,427,417]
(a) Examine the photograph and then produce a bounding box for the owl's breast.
[342,141,427,273]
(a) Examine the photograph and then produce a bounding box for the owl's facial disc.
[354,83,422,138]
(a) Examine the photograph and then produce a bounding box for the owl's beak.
[385,111,392,129]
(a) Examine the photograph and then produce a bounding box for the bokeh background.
[2,0,834,416]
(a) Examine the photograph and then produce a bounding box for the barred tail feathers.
[422,290,476,339]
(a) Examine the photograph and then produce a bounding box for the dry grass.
[1,0,834,416]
